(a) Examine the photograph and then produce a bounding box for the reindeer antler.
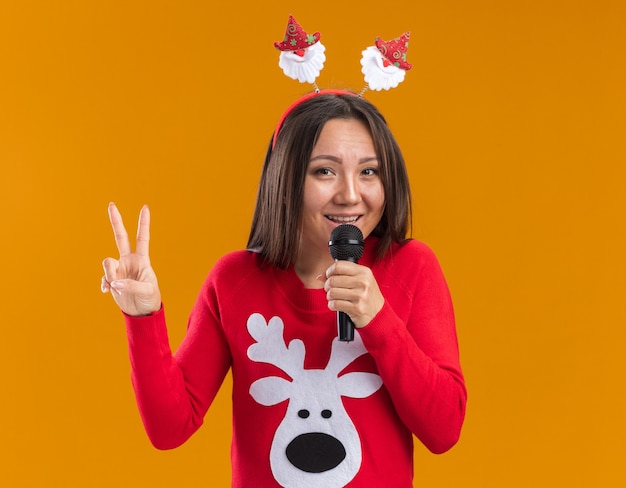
[325,333,370,377]
[247,313,306,379]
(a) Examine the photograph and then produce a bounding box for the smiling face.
[298,118,385,263]
[248,93,410,271]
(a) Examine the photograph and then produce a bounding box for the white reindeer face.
[247,313,382,488]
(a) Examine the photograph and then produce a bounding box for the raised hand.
[323,261,385,328]
[101,202,162,316]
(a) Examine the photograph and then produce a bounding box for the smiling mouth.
[326,215,360,224]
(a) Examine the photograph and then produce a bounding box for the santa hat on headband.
[272,19,414,147]
[274,15,326,85]
[274,15,321,52]
[375,32,412,70]
[361,31,412,91]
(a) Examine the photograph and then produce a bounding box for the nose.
[286,432,346,473]
[335,176,361,205]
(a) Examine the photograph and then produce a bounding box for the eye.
[361,167,379,176]
[321,410,332,419]
[298,409,310,419]
[314,167,334,176]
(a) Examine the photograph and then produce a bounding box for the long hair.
[247,93,412,269]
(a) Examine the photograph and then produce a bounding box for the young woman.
[102,92,466,487]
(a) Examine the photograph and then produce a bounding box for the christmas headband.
[272,15,412,148]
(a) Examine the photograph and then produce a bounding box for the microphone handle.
[337,255,358,342]
[338,311,355,342]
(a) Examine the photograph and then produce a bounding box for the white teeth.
[328,216,359,223]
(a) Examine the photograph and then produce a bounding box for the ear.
[249,376,293,406]
[337,372,383,399]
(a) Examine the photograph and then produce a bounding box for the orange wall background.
[1,1,624,486]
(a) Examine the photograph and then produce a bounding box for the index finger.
[135,204,150,256]
[108,202,131,257]
[326,260,360,277]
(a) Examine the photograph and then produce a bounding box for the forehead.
[311,118,375,154]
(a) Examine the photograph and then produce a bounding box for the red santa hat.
[375,32,412,70]
[274,15,321,52]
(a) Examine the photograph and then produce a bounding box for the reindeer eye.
[298,409,310,419]
[321,410,332,419]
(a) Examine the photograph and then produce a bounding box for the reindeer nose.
[285,432,346,473]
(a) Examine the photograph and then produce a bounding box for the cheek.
[301,191,322,222]
[366,185,385,211]
[303,183,331,209]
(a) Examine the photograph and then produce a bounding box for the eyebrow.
[309,155,379,164]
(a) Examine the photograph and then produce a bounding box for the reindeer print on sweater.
[246,313,383,488]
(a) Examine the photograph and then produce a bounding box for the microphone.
[328,224,364,342]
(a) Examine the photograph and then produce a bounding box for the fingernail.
[110,281,124,295]
[315,274,324,282]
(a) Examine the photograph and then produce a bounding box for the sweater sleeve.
[358,242,467,454]
[124,276,232,449]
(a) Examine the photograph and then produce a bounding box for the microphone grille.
[328,224,364,262]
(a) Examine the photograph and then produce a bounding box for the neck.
[294,250,334,289]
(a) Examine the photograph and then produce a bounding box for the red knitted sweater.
[124,238,466,487]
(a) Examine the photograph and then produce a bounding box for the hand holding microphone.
[327,224,384,341]
[328,224,364,341]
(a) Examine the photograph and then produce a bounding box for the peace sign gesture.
[101,202,162,316]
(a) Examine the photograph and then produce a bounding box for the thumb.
[109,278,153,296]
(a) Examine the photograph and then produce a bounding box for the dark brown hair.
[247,93,412,269]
